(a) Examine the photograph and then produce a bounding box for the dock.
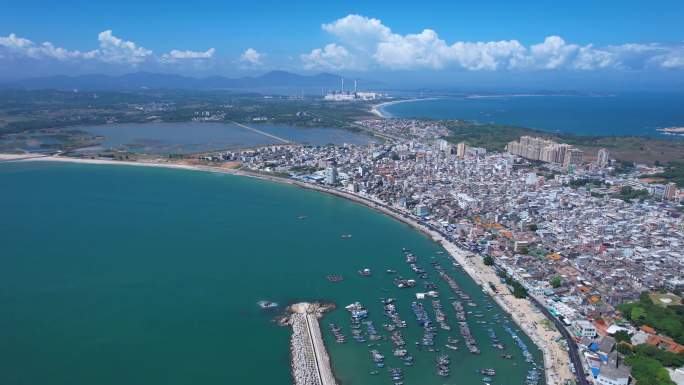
[289,302,337,385]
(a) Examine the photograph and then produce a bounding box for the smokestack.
[354,80,357,93]
[341,77,344,93]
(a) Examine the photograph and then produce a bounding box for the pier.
[289,302,337,385]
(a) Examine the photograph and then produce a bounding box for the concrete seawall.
[289,303,337,385]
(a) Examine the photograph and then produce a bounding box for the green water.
[0,161,542,385]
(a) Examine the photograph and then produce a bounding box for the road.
[528,295,591,385]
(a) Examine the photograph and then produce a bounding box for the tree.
[625,355,675,385]
[614,330,632,344]
[550,276,563,288]
[483,255,494,266]
[617,342,633,355]
[528,224,538,232]
[631,306,646,324]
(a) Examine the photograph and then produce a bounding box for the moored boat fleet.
[322,248,542,385]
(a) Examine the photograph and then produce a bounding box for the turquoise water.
[0,162,541,385]
[381,94,684,137]
[79,122,375,154]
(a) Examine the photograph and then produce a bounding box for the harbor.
[3,159,548,385]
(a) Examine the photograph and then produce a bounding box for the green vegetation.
[0,89,373,136]
[567,178,604,188]
[444,119,684,168]
[493,269,527,298]
[648,161,684,188]
[632,344,684,367]
[614,330,632,344]
[616,186,650,202]
[620,344,684,385]
[617,342,633,355]
[510,280,528,298]
[483,255,494,266]
[624,354,675,385]
[550,276,563,288]
[618,293,684,344]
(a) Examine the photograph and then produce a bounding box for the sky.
[1,0,683,90]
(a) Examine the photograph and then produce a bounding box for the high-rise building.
[664,183,677,201]
[325,166,338,185]
[437,139,451,153]
[506,136,583,166]
[456,142,467,159]
[563,148,584,168]
[597,148,610,168]
[415,204,430,217]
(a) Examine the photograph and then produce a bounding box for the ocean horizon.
[379,93,684,138]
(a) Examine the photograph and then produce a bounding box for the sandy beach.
[5,153,572,385]
[370,98,441,118]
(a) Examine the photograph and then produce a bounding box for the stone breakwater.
[289,303,336,385]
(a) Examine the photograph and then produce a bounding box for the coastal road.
[527,295,590,385]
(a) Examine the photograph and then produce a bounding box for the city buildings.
[506,136,584,167]
[206,118,683,330]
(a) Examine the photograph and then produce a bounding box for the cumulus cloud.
[301,43,356,70]
[0,30,216,67]
[96,30,152,64]
[0,33,93,60]
[303,14,684,71]
[239,48,264,67]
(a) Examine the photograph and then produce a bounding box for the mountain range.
[0,71,378,92]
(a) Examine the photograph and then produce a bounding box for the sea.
[1,161,542,385]
[379,93,684,138]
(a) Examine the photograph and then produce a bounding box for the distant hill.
[0,71,378,91]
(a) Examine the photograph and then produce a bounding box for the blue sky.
[1,0,683,89]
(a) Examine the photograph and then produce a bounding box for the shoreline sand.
[370,98,442,118]
[5,153,572,385]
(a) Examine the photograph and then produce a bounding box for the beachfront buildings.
[207,119,683,322]
[202,118,684,385]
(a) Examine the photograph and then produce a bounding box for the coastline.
[370,98,442,118]
[4,153,571,385]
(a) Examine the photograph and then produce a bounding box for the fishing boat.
[358,268,372,277]
[341,234,352,239]
[480,368,496,376]
[445,344,458,350]
[326,274,343,282]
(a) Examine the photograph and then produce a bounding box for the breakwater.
[289,303,337,385]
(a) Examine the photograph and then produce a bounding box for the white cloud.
[239,48,264,67]
[301,43,356,70]
[96,30,152,64]
[0,30,215,67]
[161,48,215,62]
[0,33,92,60]
[303,14,684,72]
